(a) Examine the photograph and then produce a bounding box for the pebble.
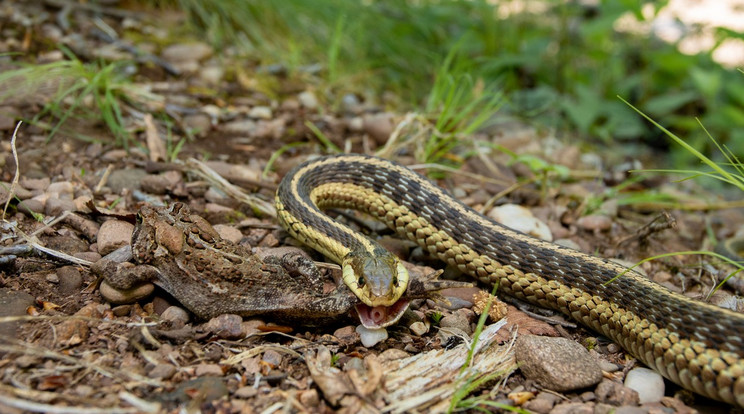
[488,204,553,241]
[522,391,560,414]
[340,93,362,114]
[0,288,35,338]
[222,119,257,134]
[57,266,83,295]
[204,187,239,208]
[248,106,272,119]
[299,389,320,407]
[46,181,74,200]
[162,42,213,63]
[140,174,177,195]
[212,224,243,244]
[235,386,258,399]
[440,310,473,335]
[45,197,76,216]
[576,214,613,232]
[99,280,154,304]
[356,325,388,347]
[194,364,224,377]
[183,113,212,133]
[554,238,582,251]
[515,334,603,392]
[363,113,395,146]
[199,65,224,85]
[205,314,244,339]
[161,306,190,327]
[550,402,593,414]
[333,325,360,345]
[148,363,177,379]
[106,169,147,193]
[262,349,283,367]
[595,379,640,406]
[17,199,44,216]
[624,367,664,404]
[20,177,50,191]
[409,321,428,336]
[97,220,134,255]
[298,91,318,109]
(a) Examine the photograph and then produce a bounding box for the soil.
[1,2,743,413]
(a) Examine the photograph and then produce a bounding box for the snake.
[275,153,744,406]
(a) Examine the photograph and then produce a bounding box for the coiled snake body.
[276,154,744,406]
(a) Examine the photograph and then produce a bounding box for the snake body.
[276,154,744,406]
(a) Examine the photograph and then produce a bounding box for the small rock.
[97,220,135,255]
[222,119,257,134]
[595,379,640,406]
[549,402,594,414]
[73,252,102,263]
[106,169,147,193]
[183,113,212,133]
[149,363,177,379]
[235,386,258,399]
[162,42,213,63]
[212,224,243,244]
[356,325,388,347]
[161,306,190,327]
[248,106,272,119]
[262,349,283,367]
[194,364,224,377]
[488,204,553,241]
[299,389,320,407]
[45,197,76,216]
[522,392,560,414]
[99,280,154,304]
[46,181,74,200]
[204,187,239,208]
[140,174,174,195]
[576,214,612,232]
[554,238,582,250]
[57,266,83,295]
[598,359,621,373]
[624,367,664,404]
[17,199,44,216]
[199,65,224,85]
[206,314,244,339]
[20,177,50,191]
[440,311,473,335]
[363,113,395,146]
[409,321,428,336]
[333,325,360,344]
[298,91,318,109]
[515,334,603,392]
[340,93,362,114]
[0,288,35,338]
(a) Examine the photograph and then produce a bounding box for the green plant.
[0,48,160,149]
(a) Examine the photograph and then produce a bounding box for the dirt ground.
[1,2,744,413]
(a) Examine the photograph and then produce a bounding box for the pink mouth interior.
[355,299,410,329]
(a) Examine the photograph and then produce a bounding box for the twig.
[2,121,22,221]
[184,158,276,217]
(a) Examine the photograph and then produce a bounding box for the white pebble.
[356,325,388,347]
[487,204,553,241]
[624,367,664,404]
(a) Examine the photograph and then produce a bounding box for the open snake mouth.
[355,299,410,329]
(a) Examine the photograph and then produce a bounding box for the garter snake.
[275,153,744,406]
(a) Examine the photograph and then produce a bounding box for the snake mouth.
[355,299,410,329]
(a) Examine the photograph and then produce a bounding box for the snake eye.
[358,276,365,287]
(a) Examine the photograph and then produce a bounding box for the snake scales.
[275,153,744,406]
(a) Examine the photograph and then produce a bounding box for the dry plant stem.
[2,121,22,221]
[616,211,677,248]
[144,113,165,162]
[95,164,113,193]
[184,158,276,217]
[632,199,744,211]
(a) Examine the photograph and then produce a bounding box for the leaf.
[644,91,699,117]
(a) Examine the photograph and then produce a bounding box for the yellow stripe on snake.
[275,154,744,406]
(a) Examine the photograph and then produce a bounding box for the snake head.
[342,249,410,328]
